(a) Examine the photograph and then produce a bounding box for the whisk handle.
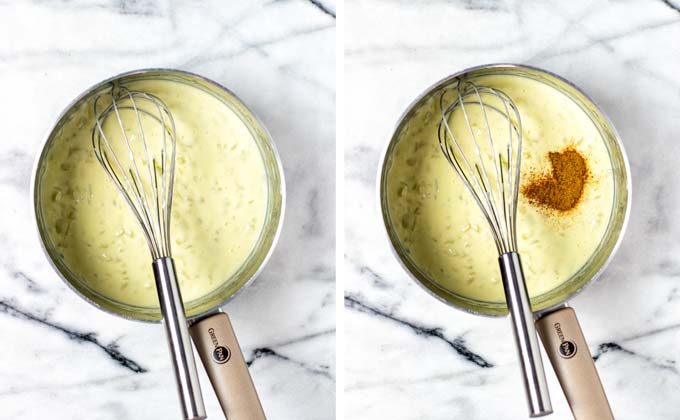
[153,257,207,420]
[499,252,553,418]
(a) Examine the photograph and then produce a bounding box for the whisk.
[92,86,206,420]
[438,81,552,417]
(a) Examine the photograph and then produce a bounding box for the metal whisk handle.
[153,258,207,420]
[498,253,553,418]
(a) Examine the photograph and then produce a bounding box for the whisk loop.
[92,86,176,260]
[438,80,522,255]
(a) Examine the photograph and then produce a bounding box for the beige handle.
[190,312,266,420]
[535,307,613,420]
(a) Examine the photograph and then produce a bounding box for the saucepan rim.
[377,63,632,317]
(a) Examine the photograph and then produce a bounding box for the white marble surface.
[344,0,680,419]
[0,1,335,419]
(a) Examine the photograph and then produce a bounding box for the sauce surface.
[386,75,614,302]
[41,79,268,307]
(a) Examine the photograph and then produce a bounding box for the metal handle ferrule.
[153,257,206,420]
[499,252,552,417]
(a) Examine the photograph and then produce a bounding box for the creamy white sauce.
[387,75,614,302]
[41,79,268,307]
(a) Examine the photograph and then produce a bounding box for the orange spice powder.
[522,147,589,212]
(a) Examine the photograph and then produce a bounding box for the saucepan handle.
[190,312,266,420]
[535,307,614,420]
[498,253,552,417]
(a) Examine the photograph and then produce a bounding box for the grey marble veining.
[344,0,680,419]
[0,1,335,419]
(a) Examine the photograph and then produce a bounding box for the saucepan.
[31,69,285,419]
[378,64,631,419]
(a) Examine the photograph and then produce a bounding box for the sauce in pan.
[386,75,614,302]
[41,79,268,307]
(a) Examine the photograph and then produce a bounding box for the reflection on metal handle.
[153,257,206,420]
[499,252,552,418]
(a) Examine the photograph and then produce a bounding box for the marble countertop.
[344,0,680,419]
[0,1,335,419]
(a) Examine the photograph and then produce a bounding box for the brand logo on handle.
[212,345,231,364]
[553,322,577,359]
[208,327,231,364]
[558,340,577,359]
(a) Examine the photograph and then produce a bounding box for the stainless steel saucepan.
[32,69,285,420]
[378,64,631,419]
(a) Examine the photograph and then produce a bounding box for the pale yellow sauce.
[387,75,613,302]
[41,79,267,307]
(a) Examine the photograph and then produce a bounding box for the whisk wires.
[92,85,176,260]
[438,80,522,255]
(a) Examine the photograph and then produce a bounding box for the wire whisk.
[91,84,206,420]
[437,80,552,417]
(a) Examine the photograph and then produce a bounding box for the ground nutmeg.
[522,147,588,212]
